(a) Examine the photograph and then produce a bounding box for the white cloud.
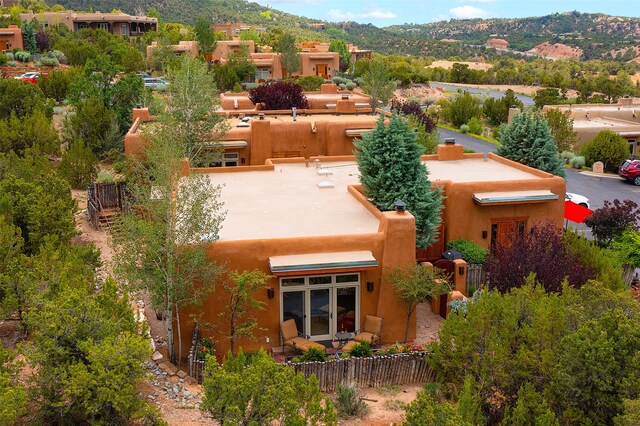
[449,5,489,18]
[464,0,496,3]
[327,7,397,21]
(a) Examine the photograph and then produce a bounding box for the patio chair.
[280,319,325,353]
[342,315,383,352]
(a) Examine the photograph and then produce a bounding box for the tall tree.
[114,127,226,363]
[329,39,351,72]
[21,20,36,55]
[497,110,566,177]
[194,15,216,58]
[355,113,443,248]
[544,108,577,153]
[275,33,300,76]
[359,60,397,110]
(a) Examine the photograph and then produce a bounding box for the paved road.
[430,82,535,106]
[438,128,498,154]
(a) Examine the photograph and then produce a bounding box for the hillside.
[387,12,640,61]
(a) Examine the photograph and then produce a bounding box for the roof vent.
[317,181,334,189]
[317,168,333,176]
[394,200,406,213]
[258,113,265,120]
[236,122,249,127]
[341,94,349,100]
[444,138,455,145]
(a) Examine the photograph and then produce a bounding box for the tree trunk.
[166,299,175,364]
[176,303,182,364]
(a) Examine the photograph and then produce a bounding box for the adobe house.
[174,143,566,359]
[19,10,157,35]
[543,98,640,156]
[124,85,374,162]
[0,25,23,53]
[146,40,199,59]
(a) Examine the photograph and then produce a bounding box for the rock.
[147,395,156,400]
[184,376,198,385]
[172,385,180,394]
[592,161,604,174]
[167,375,180,384]
[158,362,178,376]
[177,370,187,379]
[152,351,163,362]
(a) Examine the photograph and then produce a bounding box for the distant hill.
[387,12,640,60]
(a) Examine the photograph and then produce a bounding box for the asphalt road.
[438,129,640,234]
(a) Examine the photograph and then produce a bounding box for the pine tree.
[497,110,565,177]
[21,21,36,55]
[355,113,443,248]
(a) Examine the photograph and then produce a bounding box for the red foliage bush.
[584,199,640,247]
[248,81,309,110]
[391,100,435,133]
[486,222,595,293]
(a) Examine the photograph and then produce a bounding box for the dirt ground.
[428,60,494,71]
[394,84,449,103]
[434,82,579,98]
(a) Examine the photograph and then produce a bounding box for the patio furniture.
[342,315,383,352]
[280,319,325,353]
[335,330,354,347]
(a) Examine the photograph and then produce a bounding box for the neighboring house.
[543,97,640,156]
[146,40,199,58]
[19,10,157,35]
[173,142,565,358]
[212,22,266,38]
[0,24,23,53]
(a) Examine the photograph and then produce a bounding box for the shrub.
[231,82,243,93]
[332,76,349,86]
[467,116,483,135]
[33,60,42,67]
[196,336,217,361]
[560,151,576,163]
[338,83,346,90]
[40,57,59,67]
[584,199,640,247]
[5,52,14,61]
[58,139,99,189]
[447,239,488,264]
[95,171,115,183]
[242,82,258,90]
[348,341,373,358]
[248,81,309,110]
[297,75,325,91]
[0,54,6,66]
[14,51,30,62]
[581,130,629,172]
[460,124,470,134]
[346,81,356,90]
[335,384,369,419]
[444,91,481,127]
[569,155,585,169]
[48,50,67,63]
[7,60,18,67]
[298,347,327,362]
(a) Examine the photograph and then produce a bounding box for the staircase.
[87,182,126,234]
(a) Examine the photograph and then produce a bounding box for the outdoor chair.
[342,315,383,352]
[280,319,325,353]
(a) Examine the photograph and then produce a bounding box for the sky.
[250,0,640,26]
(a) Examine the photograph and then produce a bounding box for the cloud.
[463,0,496,3]
[327,7,397,21]
[449,5,489,19]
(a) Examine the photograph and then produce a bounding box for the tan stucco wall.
[0,25,23,52]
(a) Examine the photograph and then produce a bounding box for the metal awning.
[221,140,248,148]
[253,59,274,66]
[473,190,558,205]
[345,128,374,137]
[309,55,336,59]
[269,251,378,274]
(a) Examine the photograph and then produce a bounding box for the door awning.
[269,251,378,274]
[344,128,374,137]
[473,190,558,205]
[564,200,592,223]
[221,140,248,148]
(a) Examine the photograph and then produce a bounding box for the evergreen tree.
[497,110,565,177]
[355,114,443,248]
[21,21,36,55]
[360,60,397,109]
[194,15,216,58]
[275,33,300,76]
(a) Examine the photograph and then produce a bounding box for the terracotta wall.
[0,25,23,53]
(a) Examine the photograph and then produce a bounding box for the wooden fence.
[188,324,206,384]
[466,264,486,292]
[86,182,126,229]
[287,351,435,392]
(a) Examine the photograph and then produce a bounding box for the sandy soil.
[394,84,449,103]
[433,82,579,98]
[429,60,493,71]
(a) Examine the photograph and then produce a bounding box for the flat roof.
[208,157,542,241]
[573,117,640,130]
[228,114,380,127]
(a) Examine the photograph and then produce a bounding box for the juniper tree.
[497,110,566,177]
[355,113,443,248]
[360,61,397,110]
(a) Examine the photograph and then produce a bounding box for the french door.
[281,274,359,341]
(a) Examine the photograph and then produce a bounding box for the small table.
[335,331,354,347]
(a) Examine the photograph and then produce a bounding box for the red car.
[619,159,640,186]
[13,72,46,84]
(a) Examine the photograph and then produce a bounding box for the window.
[255,68,269,81]
[77,23,89,30]
[98,23,110,31]
[120,24,127,35]
[628,139,636,155]
[210,152,239,167]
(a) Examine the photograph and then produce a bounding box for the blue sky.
[251,0,639,26]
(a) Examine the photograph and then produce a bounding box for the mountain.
[387,12,640,60]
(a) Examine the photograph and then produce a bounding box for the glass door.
[282,291,305,337]
[335,287,357,333]
[309,288,332,340]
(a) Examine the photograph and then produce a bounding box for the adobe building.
[174,143,566,359]
[543,98,640,156]
[124,86,374,162]
[0,24,23,53]
[19,10,157,35]
[146,40,199,59]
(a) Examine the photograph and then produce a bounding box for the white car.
[13,72,39,80]
[565,192,590,209]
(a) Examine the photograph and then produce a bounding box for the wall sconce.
[267,287,275,299]
[482,230,488,239]
[458,266,465,275]
[366,281,374,292]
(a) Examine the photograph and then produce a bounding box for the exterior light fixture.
[482,231,488,239]
[394,200,406,213]
[267,287,275,299]
[258,113,265,120]
[458,266,465,275]
[444,138,455,145]
[366,281,374,292]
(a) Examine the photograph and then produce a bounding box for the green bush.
[297,75,325,91]
[335,384,369,419]
[96,171,115,183]
[332,76,349,85]
[47,50,67,63]
[14,51,30,62]
[5,52,14,61]
[7,60,18,67]
[58,139,99,189]
[338,83,347,91]
[0,54,6,66]
[444,92,481,127]
[569,155,585,169]
[560,151,576,163]
[581,130,629,172]
[348,341,373,358]
[346,81,356,90]
[447,239,488,265]
[299,347,326,362]
[40,57,59,67]
[231,82,243,93]
[460,124,470,134]
[467,116,483,135]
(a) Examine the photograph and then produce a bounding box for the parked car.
[14,71,45,84]
[136,72,151,79]
[143,77,169,91]
[565,192,590,209]
[619,159,640,186]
